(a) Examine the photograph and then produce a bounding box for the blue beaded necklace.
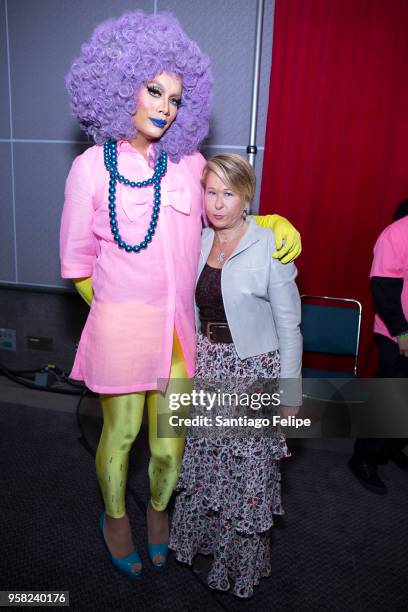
[103,140,167,253]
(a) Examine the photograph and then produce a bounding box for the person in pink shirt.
[349,200,408,494]
[60,11,302,577]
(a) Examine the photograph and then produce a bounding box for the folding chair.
[301,295,362,378]
[300,296,365,434]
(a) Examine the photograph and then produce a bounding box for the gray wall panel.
[0,143,16,279]
[14,142,89,285]
[8,0,153,140]
[0,1,10,138]
[1,2,276,372]
[257,0,274,147]
[159,0,258,147]
[3,0,274,287]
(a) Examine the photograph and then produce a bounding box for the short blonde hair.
[201,154,256,207]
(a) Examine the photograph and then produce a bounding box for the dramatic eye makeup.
[147,84,161,97]
[146,82,182,107]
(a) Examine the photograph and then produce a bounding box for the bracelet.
[397,331,408,339]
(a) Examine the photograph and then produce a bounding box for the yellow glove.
[251,214,302,264]
[73,276,93,306]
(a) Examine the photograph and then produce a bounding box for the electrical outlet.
[0,328,17,351]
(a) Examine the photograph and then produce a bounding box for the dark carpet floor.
[1,399,408,612]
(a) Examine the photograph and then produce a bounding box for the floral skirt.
[169,334,289,599]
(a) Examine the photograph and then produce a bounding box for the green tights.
[96,332,188,517]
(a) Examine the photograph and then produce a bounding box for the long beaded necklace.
[103,140,167,253]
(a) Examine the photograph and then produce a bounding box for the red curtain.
[260,0,408,376]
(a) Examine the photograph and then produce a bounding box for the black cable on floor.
[0,362,92,396]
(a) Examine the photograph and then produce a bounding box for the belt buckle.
[207,322,217,343]
[207,322,227,343]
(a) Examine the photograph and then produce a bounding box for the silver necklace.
[215,222,245,263]
[216,250,226,263]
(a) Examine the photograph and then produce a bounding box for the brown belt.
[202,321,233,344]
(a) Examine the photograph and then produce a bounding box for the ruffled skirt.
[169,334,289,598]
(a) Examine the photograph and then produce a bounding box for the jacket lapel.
[228,218,260,260]
[197,218,261,279]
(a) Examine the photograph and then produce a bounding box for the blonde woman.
[170,155,302,598]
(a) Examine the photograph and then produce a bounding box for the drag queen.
[60,11,301,578]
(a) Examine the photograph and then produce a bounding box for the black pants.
[354,334,408,463]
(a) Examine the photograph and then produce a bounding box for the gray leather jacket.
[195,219,302,397]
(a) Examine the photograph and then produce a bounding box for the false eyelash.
[147,84,181,107]
[147,84,161,95]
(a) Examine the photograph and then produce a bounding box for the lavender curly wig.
[66,11,213,162]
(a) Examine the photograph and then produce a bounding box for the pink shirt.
[60,142,205,393]
[370,216,408,342]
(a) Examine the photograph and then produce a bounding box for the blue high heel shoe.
[98,512,142,578]
[147,505,169,568]
[147,543,169,569]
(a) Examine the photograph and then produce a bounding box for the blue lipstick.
[150,117,167,128]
